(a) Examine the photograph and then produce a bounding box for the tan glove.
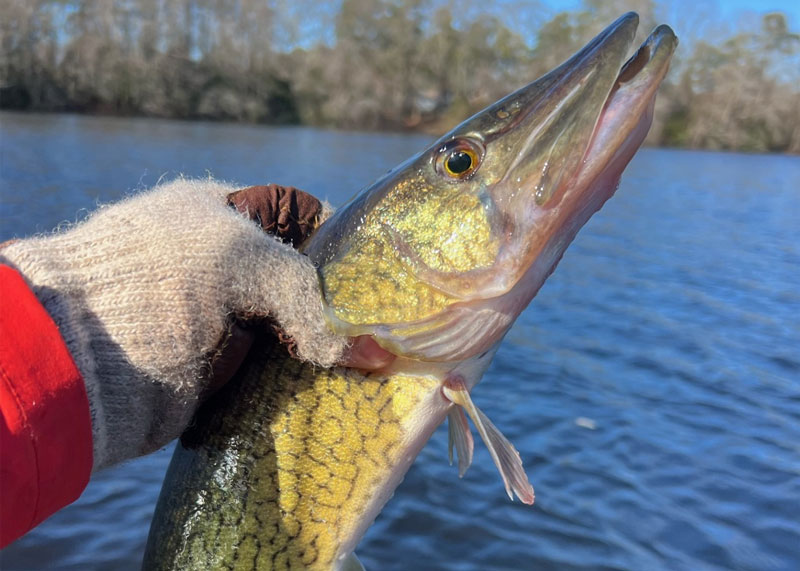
[0,178,391,470]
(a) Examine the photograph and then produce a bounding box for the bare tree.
[0,0,797,153]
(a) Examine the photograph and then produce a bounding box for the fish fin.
[340,552,366,571]
[443,381,535,505]
[448,408,474,477]
[470,404,535,505]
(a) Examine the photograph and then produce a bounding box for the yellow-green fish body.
[143,13,677,570]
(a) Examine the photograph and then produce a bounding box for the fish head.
[306,13,677,364]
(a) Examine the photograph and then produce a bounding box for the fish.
[142,13,677,570]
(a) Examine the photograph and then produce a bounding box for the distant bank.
[2,2,798,154]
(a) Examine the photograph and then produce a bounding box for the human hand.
[1,179,393,470]
[205,184,394,394]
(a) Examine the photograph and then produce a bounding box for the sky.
[542,0,800,27]
[495,0,800,56]
[279,0,800,54]
[700,0,800,23]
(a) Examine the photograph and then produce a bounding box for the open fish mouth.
[581,21,679,204]
[308,13,678,363]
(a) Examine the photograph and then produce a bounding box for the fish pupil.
[447,151,473,174]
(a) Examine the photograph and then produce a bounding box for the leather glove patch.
[227,184,323,247]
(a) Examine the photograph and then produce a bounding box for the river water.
[1,112,798,570]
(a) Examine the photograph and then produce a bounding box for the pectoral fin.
[443,379,535,505]
[448,408,474,477]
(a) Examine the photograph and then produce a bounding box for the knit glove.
[0,179,390,470]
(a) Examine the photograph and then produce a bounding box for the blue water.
[1,112,799,570]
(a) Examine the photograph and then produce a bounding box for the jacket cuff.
[0,265,93,547]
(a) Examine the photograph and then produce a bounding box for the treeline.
[1,0,799,153]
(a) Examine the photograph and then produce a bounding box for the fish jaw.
[307,14,677,364]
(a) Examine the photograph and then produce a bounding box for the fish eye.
[446,150,475,175]
[437,138,484,179]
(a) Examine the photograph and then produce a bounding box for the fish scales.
[143,338,443,570]
[321,179,497,325]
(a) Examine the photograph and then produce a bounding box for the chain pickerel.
[143,13,676,570]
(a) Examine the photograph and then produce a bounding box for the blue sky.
[699,0,799,22]
[542,0,800,27]
[284,1,800,52]
[518,0,800,54]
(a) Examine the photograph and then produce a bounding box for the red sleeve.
[0,265,93,548]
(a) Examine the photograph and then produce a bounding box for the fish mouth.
[368,16,678,362]
[578,21,678,200]
[509,14,679,204]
